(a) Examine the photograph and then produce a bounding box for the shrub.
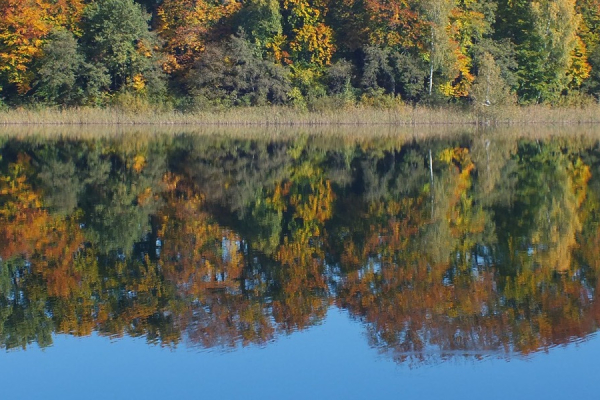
[33,29,110,106]
[187,35,291,106]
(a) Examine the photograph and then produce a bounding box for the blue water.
[2,131,600,399]
[2,307,597,400]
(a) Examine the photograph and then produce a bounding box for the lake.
[0,126,599,399]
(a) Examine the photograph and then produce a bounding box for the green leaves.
[81,0,164,95]
[33,29,109,105]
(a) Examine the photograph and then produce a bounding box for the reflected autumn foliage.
[1,133,600,365]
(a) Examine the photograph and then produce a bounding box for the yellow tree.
[0,153,95,337]
[156,0,242,73]
[0,0,85,93]
[421,0,488,98]
[268,159,335,331]
[282,0,335,66]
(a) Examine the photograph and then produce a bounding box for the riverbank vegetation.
[2,0,600,120]
[3,103,600,126]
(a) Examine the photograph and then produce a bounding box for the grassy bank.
[4,121,600,146]
[2,104,600,126]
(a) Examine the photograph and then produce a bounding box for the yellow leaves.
[266,34,291,64]
[569,157,592,207]
[290,23,335,66]
[157,0,242,72]
[132,154,146,172]
[439,147,472,169]
[291,179,334,225]
[131,74,146,91]
[0,154,42,217]
[567,36,592,88]
[439,148,455,164]
[283,0,335,66]
[162,172,181,193]
[284,0,322,22]
[0,0,85,92]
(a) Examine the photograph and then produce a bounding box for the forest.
[1,0,600,111]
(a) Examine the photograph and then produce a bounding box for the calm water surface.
[1,128,599,398]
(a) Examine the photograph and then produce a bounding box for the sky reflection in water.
[2,308,598,399]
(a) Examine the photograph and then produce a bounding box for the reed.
[2,104,600,126]
[3,119,600,144]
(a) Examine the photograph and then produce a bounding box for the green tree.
[578,0,600,97]
[421,0,456,96]
[497,0,588,102]
[33,29,109,105]
[81,0,164,95]
[521,0,582,102]
[188,35,291,106]
[470,52,514,109]
[360,46,428,101]
[235,0,283,58]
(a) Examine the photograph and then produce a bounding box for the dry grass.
[0,123,471,141]
[2,103,600,127]
[3,120,600,145]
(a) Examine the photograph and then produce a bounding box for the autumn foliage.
[1,0,600,105]
[1,133,600,363]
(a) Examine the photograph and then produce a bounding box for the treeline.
[1,0,600,110]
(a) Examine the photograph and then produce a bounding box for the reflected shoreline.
[1,129,599,366]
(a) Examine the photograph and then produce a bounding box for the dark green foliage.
[234,0,283,57]
[188,35,291,106]
[584,46,600,98]
[33,30,82,105]
[389,52,428,102]
[134,0,163,13]
[361,47,396,93]
[324,60,353,95]
[37,157,81,215]
[33,30,109,106]
[361,47,427,101]
[81,0,165,96]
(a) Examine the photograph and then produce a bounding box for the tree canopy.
[1,0,600,106]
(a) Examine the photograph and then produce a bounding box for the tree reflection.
[0,133,599,365]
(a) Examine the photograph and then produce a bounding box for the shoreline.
[2,104,600,126]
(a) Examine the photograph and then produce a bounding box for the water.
[0,127,599,398]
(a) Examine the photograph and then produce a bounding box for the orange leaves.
[0,0,51,92]
[291,178,334,225]
[157,0,242,72]
[157,184,244,296]
[0,0,84,92]
[0,153,88,310]
[363,0,426,49]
